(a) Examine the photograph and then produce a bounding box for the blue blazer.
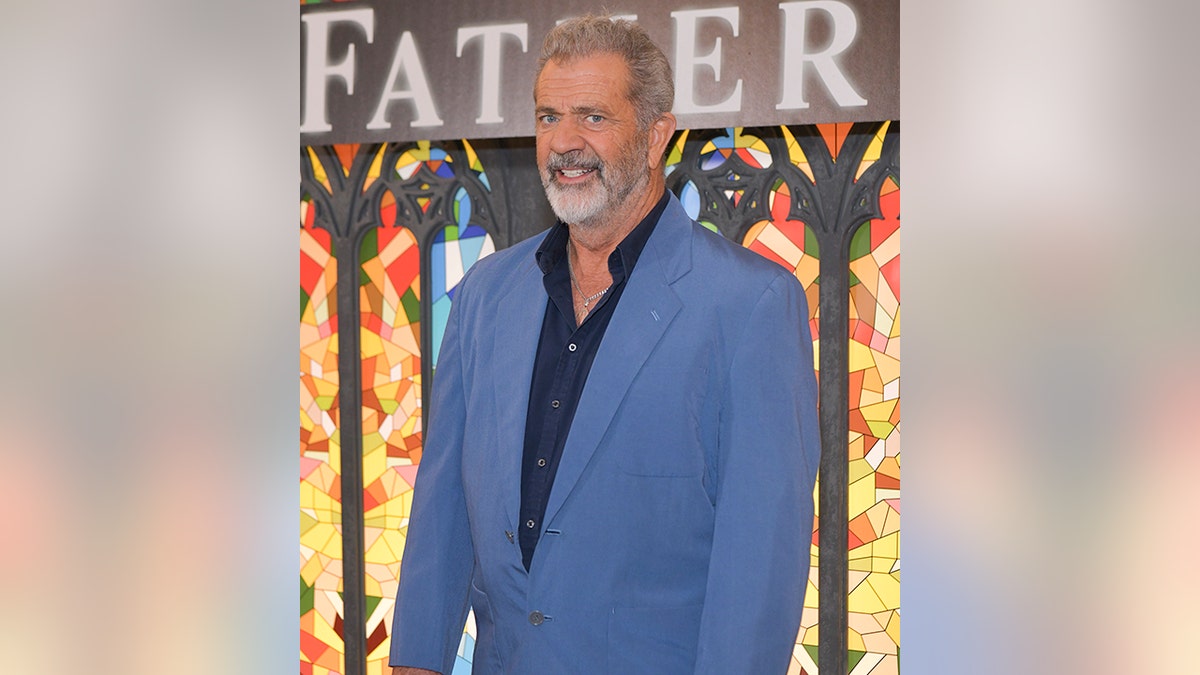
[390,193,820,674]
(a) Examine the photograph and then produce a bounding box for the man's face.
[534,53,650,229]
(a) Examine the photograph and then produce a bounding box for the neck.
[568,177,663,270]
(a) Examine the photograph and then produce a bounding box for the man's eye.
[539,115,558,124]
[586,114,604,124]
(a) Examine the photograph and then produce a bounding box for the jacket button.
[529,610,544,626]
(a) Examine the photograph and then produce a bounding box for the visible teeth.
[561,169,591,178]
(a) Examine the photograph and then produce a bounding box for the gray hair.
[536,15,674,130]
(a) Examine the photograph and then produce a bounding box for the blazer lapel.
[542,201,694,525]
[489,258,547,533]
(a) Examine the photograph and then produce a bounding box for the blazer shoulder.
[469,230,546,280]
[454,229,547,303]
[689,222,802,296]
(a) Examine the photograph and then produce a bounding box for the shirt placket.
[523,322,585,551]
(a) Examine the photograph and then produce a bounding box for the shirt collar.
[535,189,669,277]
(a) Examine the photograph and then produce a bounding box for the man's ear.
[646,112,678,170]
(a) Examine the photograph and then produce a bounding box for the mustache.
[545,151,603,174]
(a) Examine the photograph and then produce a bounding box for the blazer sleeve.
[693,272,821,674]
[388,275,475,674]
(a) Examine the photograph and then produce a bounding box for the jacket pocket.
[469,580,504,673]
[607,604,704,674]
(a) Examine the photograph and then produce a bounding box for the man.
[390,15,819,674]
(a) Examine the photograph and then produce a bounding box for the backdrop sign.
[301,0,898,144]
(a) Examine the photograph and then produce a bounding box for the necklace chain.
[568,248,611,315]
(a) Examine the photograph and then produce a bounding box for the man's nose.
[546,118,585,155]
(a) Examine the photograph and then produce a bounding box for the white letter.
[456,23,528,125]
[776,1,868,110]
[671,7,743,115]
[301,9,374,133]
[368,31,444,129]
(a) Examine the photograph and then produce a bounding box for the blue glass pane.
[680,180,701,220]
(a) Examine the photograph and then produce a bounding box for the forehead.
[534,52,632,109]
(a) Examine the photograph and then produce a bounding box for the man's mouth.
[558,168,596,179]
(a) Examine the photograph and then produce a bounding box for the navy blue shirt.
[519,191,670,570]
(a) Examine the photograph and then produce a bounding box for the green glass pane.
[849,221,871,260]
[300,576,315,616]
[401,288,420,323]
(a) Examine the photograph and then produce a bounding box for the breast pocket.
[613,366,710,477]
[611,402,707,477]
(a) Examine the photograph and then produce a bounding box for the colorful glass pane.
[301,193,344,675]
[302,125,896,674]
[430,220,495,368]
[705,127,770,213]
[699,127,773,170]
[359,223,423,673]
[395,141,455,182]
[365,140,492,674]
[844,175,900,675]
[676,177,720,234]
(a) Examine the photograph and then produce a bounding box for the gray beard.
[540,142,648,230]
[544,178,609,226]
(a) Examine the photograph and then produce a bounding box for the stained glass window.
[670,123,899,675]
[430,221,496,369]
[301,195,345,675]
[342,140,494,675]
[843,174,900,675]
[359,224,423,673]
[301,122,897,675]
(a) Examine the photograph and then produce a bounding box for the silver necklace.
[567,250,611,316]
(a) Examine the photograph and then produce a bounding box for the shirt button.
[551,400,560,409]
[537,458,547,467]
[529,610,544,626]
[568,343,577,352]
[526,519,536,529]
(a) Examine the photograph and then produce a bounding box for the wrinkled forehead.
[534,52,633,104]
